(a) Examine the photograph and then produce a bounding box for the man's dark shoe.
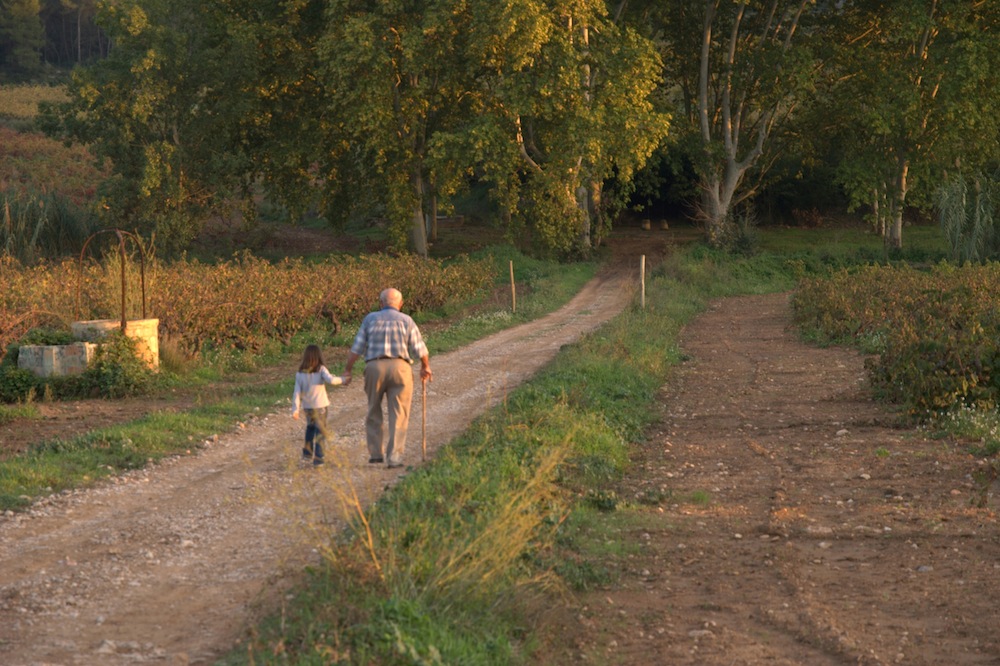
[368,457,384,464]
[313,458,325,467]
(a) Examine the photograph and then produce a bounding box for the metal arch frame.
[76,229,147,332]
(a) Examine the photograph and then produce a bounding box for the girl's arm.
[291,373,303,416]
[320,366,344,386]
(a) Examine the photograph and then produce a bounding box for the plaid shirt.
[350,307,427,363]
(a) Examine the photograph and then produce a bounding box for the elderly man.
[344,288,432,468]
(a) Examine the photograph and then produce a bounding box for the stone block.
[71,318,159,369]
[18,342,98,378]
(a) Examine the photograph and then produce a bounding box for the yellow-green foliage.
[793,262,1000,415]
[0,252,497,360]
[0,85,67,120]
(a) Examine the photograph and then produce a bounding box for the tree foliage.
[827,0,1000,249]
[0,0,46,81]
[624,0,823,243]
[468,0,669,254]
[12,0,1000,257]
[35,0,663,256]
[937,171,998,263]
[39,0,326,252]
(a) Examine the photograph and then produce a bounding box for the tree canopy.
[27,0,1000,254]
[827,0,1000,249]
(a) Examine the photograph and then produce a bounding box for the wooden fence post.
[510,260,516,313]
[640,255,646,310]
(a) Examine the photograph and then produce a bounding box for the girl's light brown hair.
[299,344,324,372]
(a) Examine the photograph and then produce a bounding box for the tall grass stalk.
[937,173,997,263]
[1,191,100,263]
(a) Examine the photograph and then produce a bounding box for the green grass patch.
[0,381,287,511]
[0,401,39,426]
[0,84,68,121]
[757,223,949,266]
[684,489,713,506]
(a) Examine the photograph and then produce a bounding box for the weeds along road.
[0,268,634,665]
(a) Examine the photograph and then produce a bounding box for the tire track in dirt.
[0,269,633,666]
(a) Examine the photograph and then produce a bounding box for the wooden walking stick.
[421,377,428,461]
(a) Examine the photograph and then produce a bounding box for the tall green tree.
[464,0,669,254]
[624,0,822,243]
[42,0,242,249]
[40,0,325,252]
[829,0,1000,249]
[318,0,477,256]
[0,0,45,81]
[318,0,667,256]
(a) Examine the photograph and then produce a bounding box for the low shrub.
[0,366,37,403]
[77,332,155,399]
[793,262,1000,416]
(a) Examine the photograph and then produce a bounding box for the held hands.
[341,374,352,386]
[292,409,300,420]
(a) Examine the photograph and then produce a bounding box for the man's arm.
[345,351,361,377]
[419,354,432,382]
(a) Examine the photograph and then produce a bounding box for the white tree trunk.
[701,163,746,241]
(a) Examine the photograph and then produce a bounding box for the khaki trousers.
[363,358,413,464]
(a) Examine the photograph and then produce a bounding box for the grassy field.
[0,84,67,122]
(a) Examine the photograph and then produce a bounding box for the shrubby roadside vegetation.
[794,262,1000,428]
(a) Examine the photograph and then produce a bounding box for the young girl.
[292,344,349,466]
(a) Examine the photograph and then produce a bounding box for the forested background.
[2,0,1000,260]
[0,0,104,75]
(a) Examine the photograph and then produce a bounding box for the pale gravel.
[0,270,632,666]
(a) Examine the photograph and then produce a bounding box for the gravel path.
[0,269,633,666]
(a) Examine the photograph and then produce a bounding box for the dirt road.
[0,269,634,666]
[5,247,998,666]
[562,293,1000,665]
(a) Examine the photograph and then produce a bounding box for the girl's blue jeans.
[302,407,329,462]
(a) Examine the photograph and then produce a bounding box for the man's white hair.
[380,288,403,308]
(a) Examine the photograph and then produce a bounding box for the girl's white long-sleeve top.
[292,366,344,413]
